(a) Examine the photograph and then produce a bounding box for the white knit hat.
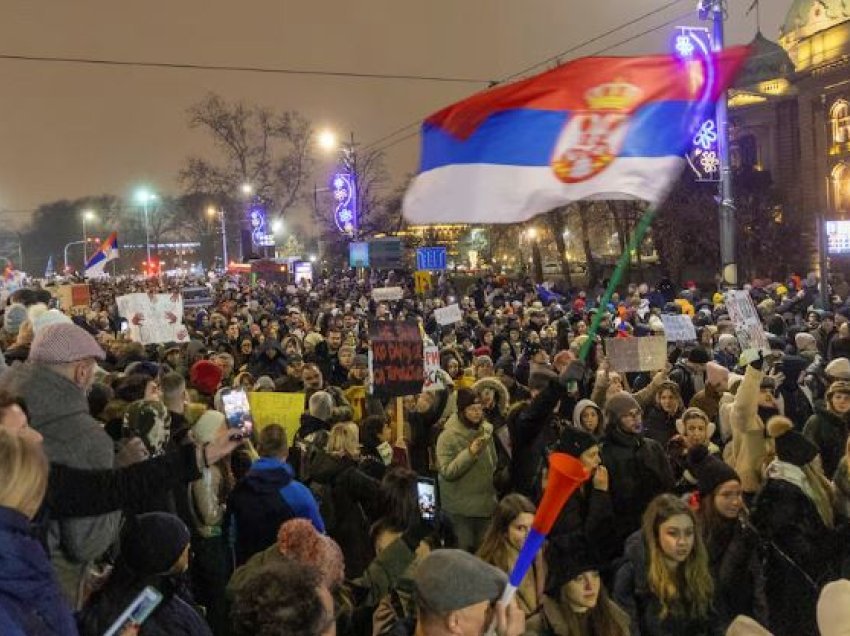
[826,358,850,380]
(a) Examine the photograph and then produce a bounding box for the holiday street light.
[82,209,96,264]
[134,188,157,265]
[207,206,228,270]
[320,128,359,239]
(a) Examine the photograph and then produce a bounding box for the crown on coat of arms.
[584,80,643,111]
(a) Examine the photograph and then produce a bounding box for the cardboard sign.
[659,315,697,342]
[372,286,404,302]
[369,319,425,398]
[247,392,304,441]
[422,344,444,392]
[434,303,463,326]
[414,271,432,296]
[605,336,668,373]
[56,284,91,310]
[116,293,189,345]
[724,290,770,354]
[182,286,213,309]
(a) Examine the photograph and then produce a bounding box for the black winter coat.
[641,406,681,447]
[751,477,840,636]
[613,532,722,636]
[803,407,849,478]
[309,452,380,578]
[549,481,617,561]
[600,427,674,552]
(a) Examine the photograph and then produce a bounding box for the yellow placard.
[414,270,432,295]
[247,392,305,442]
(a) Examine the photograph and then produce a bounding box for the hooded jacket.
[0,363,120,606]
[436,413,498,517]
[572,398,604,438]
[247,338,287,378]
[613,531,722,636]
[0,506,78,636]
[803,406,849,478]
[473,376,511,429]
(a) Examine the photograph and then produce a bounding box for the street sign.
[416,246,447,271]
[369,238,403,269]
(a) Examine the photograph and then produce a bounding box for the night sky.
[0,1,787,229]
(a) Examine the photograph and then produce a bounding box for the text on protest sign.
[368,320,425,398]
[605,336,668,373]
[247,392,304,442]
[659,315,697,342]
[724,290,770,354]
[423,345,444,392]
[372,286,404,302]
[434,303,463,326]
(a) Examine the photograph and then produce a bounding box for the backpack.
[293,428,330,482]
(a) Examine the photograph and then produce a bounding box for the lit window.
[831,100,850,144]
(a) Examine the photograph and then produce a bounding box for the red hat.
[190,360,223,396]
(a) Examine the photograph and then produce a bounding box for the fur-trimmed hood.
[472,376,510,416]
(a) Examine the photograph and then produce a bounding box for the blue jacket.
[0,505,78,636]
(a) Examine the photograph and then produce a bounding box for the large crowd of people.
[1,269,850,635]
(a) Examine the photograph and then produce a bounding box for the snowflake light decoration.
[699,151,720,173]
[693,120,718,150]
[675,35,695,58]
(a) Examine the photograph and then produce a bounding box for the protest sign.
[414,271,432,295]
[724,290,770,353]
[182,286,213,309]
[369,319,424,398]
[372,286,404,302]
[605,336,667,373]
[247,392,304,441]
[116,293,189,345]
[659,315,697,342]
[434,303,463,326]
[55,284,91,310]
[422,344,444,392]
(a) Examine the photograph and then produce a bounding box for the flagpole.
[578,205,657,362]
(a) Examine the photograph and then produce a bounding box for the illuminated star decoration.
[675,35,695,58]
[693,120,718,150]
[699,151,720,173]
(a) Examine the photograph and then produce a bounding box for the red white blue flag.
[84,231,120,277]
[403,48,749,224]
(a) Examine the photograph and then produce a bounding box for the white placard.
[659,315,697,342]
[422,344,444,392]
[434,303,463,326]
[724,290,769,354]
[116,293,189,345]
[372,286,404,302]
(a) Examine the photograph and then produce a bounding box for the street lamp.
[271,219,284,234]
[317,129,338,152]
[207,205,228,270]
[240,182,254,196]
[321,129,360,239]
[82,209,95,264]
[134,188,157,265]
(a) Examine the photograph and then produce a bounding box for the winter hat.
[687,446,739,496]
[253,376,276,392]
[687,347,711,364]
[528,368,557,392]
[605,391,641,422]
[826,357,850,380]
[817,579,850,636]
[308,390,334,422]
[352,354,369,368]
[705,361,730,388]
[676,407,716,439]
[795,332,818,352]
[717,333,737,349]
[123,400,172,457]
[827,380,850,404]
[3,303,27,336]
[767,415,819,467]
[276,518,345,589]
[545,534,601,594]
[725,616,773,636]
[414,550,507,614]
[29,322,105,364]
[121,512,190,576]
[190,360,223,396]
[495,356,515,377]
[554,426,598,459]
[474,355,494,368]
[124,361,161,379]
[456,387,480,413]
[192,409,225,444]
[31,308,72,334]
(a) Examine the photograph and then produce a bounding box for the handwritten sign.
[116,293,188,345]
[660,315,697,342]
[434,303,463,326]
[247,392,304,441]
[368,319,424,398]
[414,271,432,296]
[182,286,213,309]
[55,284,91,310]
[372,286,404,302]
[724,290,769,354]
[423,344,444,392]
[605,336,668,373]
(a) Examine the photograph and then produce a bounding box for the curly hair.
[230,560,332,636]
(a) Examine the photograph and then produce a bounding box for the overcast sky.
[0,0,787,228]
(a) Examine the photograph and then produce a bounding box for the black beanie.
[545,534,600,594]
[121,512,190,576]
[687,446,739,496]
[555,426,598,459]
[767,416,819,467]
[688,347,711,364]
[456,388,479,413]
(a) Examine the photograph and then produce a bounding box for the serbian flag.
[403,48,748,224]
[84,232,119,278]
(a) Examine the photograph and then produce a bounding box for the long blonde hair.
[642,494,714,620]
[0,428,48,519]
[804,462,836,528]
[327,422,360,459]
[477,494,536,573]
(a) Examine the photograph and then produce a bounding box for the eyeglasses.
[621,409,642,419]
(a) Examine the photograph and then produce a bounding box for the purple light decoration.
[332,173,357,235]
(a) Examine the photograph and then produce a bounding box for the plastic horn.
[486,452,589,635]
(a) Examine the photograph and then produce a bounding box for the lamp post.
[82,210,95,265]
[319,129,359,239]
[63,240,87,273]
[135,188,157,265]
[207,206,228,270]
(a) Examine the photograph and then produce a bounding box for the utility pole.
[701,0,737,286]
